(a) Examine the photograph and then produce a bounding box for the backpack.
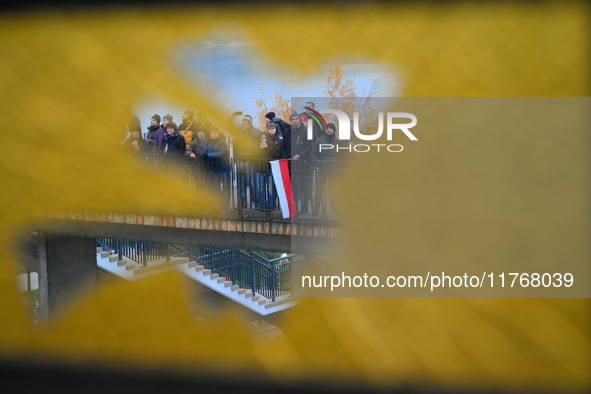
[179,122,194,149]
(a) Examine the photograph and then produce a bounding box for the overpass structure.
[18,210,346,326]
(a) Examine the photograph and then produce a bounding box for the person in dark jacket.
[310,122,338,214]
[153,114,172,153]
[254,130,279,211]
[265,122,284,158]
[202,128,230,207]
[304,101,326,142]
[159,121,186,157]
[279,112,312,160]
[122,113,142,144]
[260,122,283,211]
[185,128,209,190]
[233,118,261,208]
[145,114,161,147]
[265,112,291,138]
[284,112,313,213]
[124,124,148,154]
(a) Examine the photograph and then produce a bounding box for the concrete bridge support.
[37,233,97,325]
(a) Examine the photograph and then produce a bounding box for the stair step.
[96,247,103,253]
[125,265,135,271]
[238,289,247,295]
[258,300,267,305]
[217,277,226,283]
[224,281,233,287]
[231,285,239,291]
[252,296,260,301]
[117,260,127,266]
[203,269,212,275]
[245,292,253,298]
[188,261,197,268]
[195,265,204,272]
[210,273,219,280]
[100,251,110,258]
[265,297,295,309]
[133,257,190,275]
[109,255,118,262]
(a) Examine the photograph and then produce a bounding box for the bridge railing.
[128,152,345,224]
[97,238,314,302]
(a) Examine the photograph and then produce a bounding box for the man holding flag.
[271,112,313,217]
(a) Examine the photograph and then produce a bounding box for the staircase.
[96,247,298,316]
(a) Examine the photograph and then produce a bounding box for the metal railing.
[128,151,345,224]
[97,238,313,302]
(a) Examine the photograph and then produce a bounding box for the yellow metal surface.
[0,1,589,392]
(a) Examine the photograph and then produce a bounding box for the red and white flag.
[270,159,296,218]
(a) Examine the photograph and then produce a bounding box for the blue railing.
[97,238,312,302]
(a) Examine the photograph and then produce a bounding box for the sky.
[134,29,401,130]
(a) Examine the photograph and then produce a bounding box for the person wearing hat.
[122,113,142,144]
[145,114,161,146]
[158,121,186,158]
[265,111,291,137]
[153,114,173,153]
[124,123,147,154]
[264,112,276,122]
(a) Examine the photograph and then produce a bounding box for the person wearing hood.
[265,122,283,158]
[145,114,161,146]
[264,111,291,137]
[158,121,186,157]
[310,122,338,214]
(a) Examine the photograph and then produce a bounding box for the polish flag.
[270,159,296,218]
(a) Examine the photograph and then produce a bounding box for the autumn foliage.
[252,64,382,133]
[325,64,383,137]
[252,76,297,129]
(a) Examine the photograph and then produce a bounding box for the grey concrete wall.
[37,233,97,324]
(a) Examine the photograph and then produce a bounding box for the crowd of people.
[122,102,344,215]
